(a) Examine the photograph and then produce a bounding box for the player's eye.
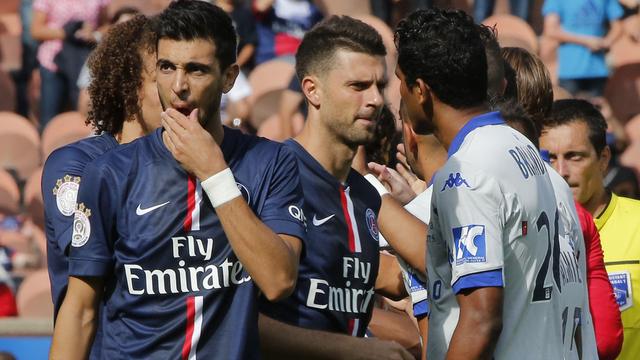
[158,62,174,72]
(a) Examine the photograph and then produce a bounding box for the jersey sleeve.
[68,161,117,277]
[606,0,624,21]
[258,145,307,240]
[541,0,560,17]
[432,164,505,294]
[42,146,90,252]
[577,203,624,360]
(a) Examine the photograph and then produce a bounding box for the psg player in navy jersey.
[50,1,305,359]
[255,16,425,359]
[43,16,161,359]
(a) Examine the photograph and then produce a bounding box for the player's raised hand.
[161,108,227,180]
[368,162,417,205]
[396,144,426,195]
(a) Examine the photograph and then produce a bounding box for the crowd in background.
[1,0,640,358]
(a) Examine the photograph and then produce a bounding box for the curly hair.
[87,15,154,135]
[395,8,487,109]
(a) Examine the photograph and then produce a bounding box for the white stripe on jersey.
[344,187,362,253]
[188,295,204,360]
[191,181,203,231]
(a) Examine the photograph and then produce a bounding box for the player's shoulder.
[616,194,640,210]
[227,127,294,164]
[347,170,382,209]
[43,133,118,179]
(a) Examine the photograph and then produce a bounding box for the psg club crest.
[365,208,378,241]
[71,203,91,248]
[609,271,633,311]
[53,175,81,216]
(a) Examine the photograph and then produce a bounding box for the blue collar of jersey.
[285,138,354,188]
[447,111,504,158]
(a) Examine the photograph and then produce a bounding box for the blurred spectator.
[77,6,141,118]
[217,0,258,72]
[474,0,533,22]
[0,245,17,317]
[542,0,624,97]
[252,0,323,64]
[11,0,39,119]
[30,0,110,129]
[220,70,252,129]
[370,0,433,25]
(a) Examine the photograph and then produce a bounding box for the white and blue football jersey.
[68,127,306,359]
[427,112,596,359]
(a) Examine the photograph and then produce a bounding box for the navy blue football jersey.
[68,127,306,359]
[42,133,118,317]
[261,139,381,337]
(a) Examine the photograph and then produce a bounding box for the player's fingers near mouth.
[163,109,190,135]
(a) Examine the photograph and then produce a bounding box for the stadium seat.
[23,167,43,231]
[16,269,53,318]
[247,60,295,104]
[0,168,19,215]
[315,0,371,16]
[625,114,640,142]
[106,0,172,18]
[482,14,539,54]
[41,111,93,160]
[0,0,18,14]
[0,69,16,112]
[553,85,572,100]
[0,13,21,72]
[605,63,640,123]
[0,112,40,181]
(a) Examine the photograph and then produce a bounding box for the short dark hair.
[395,8,487,109]
[544,99,608,155]
[87,15,154,135]
[295,15,386,81]
[478,24,504,105]
[500,99,539,147]
[501,47,553,134]
[153,0,237,71]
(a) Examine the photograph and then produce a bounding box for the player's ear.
[402,121,418,155]
[302,76,320,108]
[414,78,432,107]
[221,64,240,94]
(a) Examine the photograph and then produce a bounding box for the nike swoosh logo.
[136,201,170,216]
[312,214,335,226]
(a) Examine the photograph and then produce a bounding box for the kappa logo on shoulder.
[440,172,470,192]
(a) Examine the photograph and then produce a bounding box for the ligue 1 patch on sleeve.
[452,225,486,265]
[71,203,92,248]
[53,175,81,216]
[609,271,633,311]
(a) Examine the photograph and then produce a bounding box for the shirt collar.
[447,111,504,158]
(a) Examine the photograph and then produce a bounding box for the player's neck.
[118,116,148,144]
[295,117,357,183]
[416,135,447,183]
[432,103,488,152]
[584,186,611,218]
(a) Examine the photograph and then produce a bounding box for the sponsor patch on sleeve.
[609,271,633,311]
[452,225,486,265]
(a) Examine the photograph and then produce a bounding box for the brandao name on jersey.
[427,112,597,359]
[260,139,381,337]
[69,127,306,359]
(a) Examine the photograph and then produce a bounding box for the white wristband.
[364,174,390,196]
[201,168,242,208]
